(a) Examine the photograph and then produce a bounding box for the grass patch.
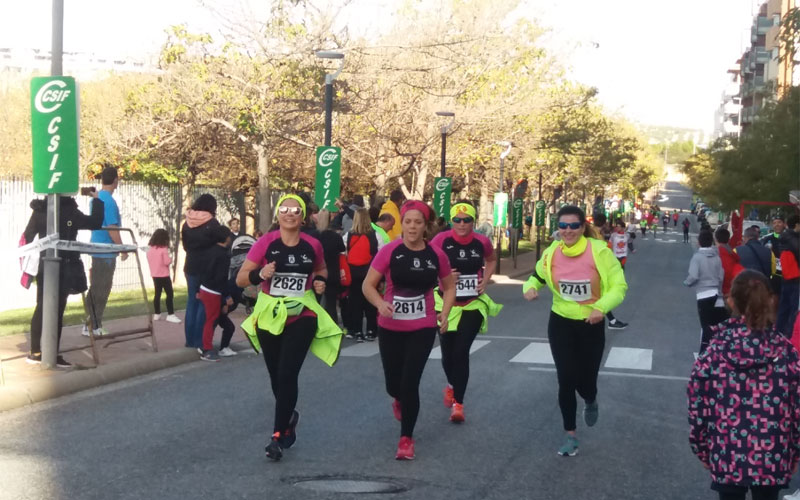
[500,238,534,258]
[0,287,188,337]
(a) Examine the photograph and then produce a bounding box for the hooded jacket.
[685,247,724,297]
[24,197,105,263]
[181,209,220,275]
[688,317,800,486]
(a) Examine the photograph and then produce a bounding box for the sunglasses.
[278,206,303,216]
[452,217,474,224]
[558,222,582,230]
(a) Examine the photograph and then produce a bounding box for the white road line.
[429,340,491,360]
[527,367,688,382]
[340,342,380,357]
[510,342,554,364]
[603,347,653,371]
[485,335,548,341]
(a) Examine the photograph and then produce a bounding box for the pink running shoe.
[395,436,415,460]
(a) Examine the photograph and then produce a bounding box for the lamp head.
[315,51,345,60]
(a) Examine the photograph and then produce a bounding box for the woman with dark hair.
[363,200,456,460]
[523,205,627,457]
[181,194,221,350]
[236,194,342,461]
[147,229,180,323]
[430,201,502,423]
[685,230,729,355]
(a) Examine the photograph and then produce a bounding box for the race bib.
[393,294,426,321]
[456,274,479,298]
[559,279,591,302]
[270,272,307,298]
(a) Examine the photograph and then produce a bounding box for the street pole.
[42,0,64,369]
[536,170,542,261]
[435,111,455,178]
[316,51,344,147]
[496,142,511,274]
[440,129,446,177]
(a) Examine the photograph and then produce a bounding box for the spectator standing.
[181,194,221,350]
[380,189,405,241]
[682,217,691,243]
[343,208,379,341]
[715,227,744,298]
[316,210,347,326]
[146,229,181,323]
[228,218,242,239]
[777,215,800,336]
[372,213,394,250]
[762,215,786,295]
[26,194,104,366]
[734,226,772,277]
[84,165,126,337]
[197,226,233,362]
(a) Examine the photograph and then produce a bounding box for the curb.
[0,342,251,413]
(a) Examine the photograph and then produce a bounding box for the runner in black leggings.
[363,200,455,460]
[237,194,342,461]
[430,201,501,423]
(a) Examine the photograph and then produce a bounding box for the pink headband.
[400,200,431,220]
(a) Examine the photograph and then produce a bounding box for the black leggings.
[713,483,782,500]
[548,311,605,431]
[697,296,729,355]
[257,316,317,434]
[379,327,437,437]
[216,313,234,349]
[152,277,174,315]
[347,265,377,334]
[439,309,482,404]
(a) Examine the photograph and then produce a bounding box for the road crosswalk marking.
[509,342,553,364]
[429,340,490,360]
[603,347,653,371]
[340,342,380,357]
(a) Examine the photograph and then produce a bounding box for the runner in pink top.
[363,199,456,460]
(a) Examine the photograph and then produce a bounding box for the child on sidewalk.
[688,270,800,500]
[197,226,233,362]
[146,229,181,323]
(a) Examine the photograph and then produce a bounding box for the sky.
[0,0,762,132]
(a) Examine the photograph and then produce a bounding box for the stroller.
[230,235,259,314]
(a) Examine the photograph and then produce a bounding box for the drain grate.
[293,478,407,494]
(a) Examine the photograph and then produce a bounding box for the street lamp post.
[496,141,512,274]
[435,111,455,177]
[315,51,345,147]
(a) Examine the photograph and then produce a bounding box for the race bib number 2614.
[393,295,426,320]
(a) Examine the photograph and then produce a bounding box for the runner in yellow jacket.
[523,205,627,457]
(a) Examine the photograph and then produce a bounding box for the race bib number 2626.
[270,272,307,297]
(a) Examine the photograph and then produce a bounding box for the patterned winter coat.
[688,316,800,486]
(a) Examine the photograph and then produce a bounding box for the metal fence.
[1,176,245,312]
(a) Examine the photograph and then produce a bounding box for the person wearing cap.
[522,205,627,457]
[236,194,343,461]
[181,193,222,350]
[762,215,787,295]
[362,200,456,460]
[430,201,502,423]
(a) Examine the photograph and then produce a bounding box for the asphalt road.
[1,183,758,500]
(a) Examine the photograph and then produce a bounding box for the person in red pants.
[197,226,233,362]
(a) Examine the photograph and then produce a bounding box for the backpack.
[347,233,375,266]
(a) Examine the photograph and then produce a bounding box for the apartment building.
[713,67,742,138]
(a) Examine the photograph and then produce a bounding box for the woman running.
[363,200,456,460]
[236,194,343,461]
[430,201,502,423]
[523,205,627,457]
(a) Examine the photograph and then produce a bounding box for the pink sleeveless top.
[551,245,601,305]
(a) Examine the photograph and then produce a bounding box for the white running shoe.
[94,327,109,337]
[218,347,237,357]
[196,348,203,355]
[81,325,91,337]
[784,489,800,500]
[165,314,182,324]
[153,313,162,321]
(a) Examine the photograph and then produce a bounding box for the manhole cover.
[293,478,406,494]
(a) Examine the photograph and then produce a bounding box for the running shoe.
[365,331,377,341]
[395,436,415,460]
[607,319,628,330]
[165,314,182,324]
[218,347,238,357]
[26,353,42,365]
[55,356,72,368]
[280,409,300,449]
[345,331,355,339]
[584,401,599,427]
[200,350,221,362]
[152,313,161,321]
[265,432,283,461]
[355,332,365,343]
[392,399,402,421]
[557,435,579,457]
[443,385,455,408]
[449,402,465,423]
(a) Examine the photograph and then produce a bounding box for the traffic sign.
[535,200,546,226]
[433,177,452,219]
[314,146,341,212]
[493,193,508,227]
[512,198,523,229]
[31,77,79,194]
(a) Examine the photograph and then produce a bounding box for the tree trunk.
[412,162,428,200]
[256,145,272,232]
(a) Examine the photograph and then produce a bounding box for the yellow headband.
[276,194,307,218]
[450,203,476,221]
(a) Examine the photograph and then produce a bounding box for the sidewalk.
[0,249,537,413]
[0,309,251,412]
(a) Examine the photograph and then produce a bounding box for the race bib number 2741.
[559,279,591,302]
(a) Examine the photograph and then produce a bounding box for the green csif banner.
[512,198,523,229]
[534,200,546,226]
[31,76,79,194]
[314,146,341,212]
[433,177,452,220]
